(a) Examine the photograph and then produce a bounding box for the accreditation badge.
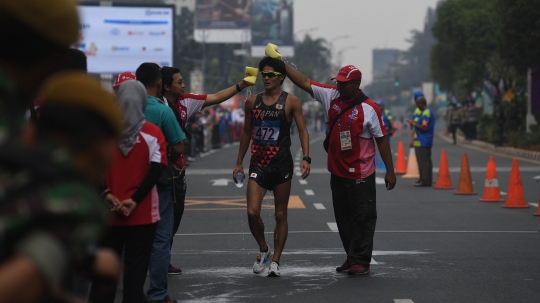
[340,130,352,151]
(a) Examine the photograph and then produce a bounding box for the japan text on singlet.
[250,91,291,167]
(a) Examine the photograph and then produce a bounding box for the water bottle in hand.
[235,172,244,188]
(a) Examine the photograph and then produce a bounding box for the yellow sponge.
[265,43,282,60]
[244,66,258,86]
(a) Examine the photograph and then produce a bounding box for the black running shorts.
[248,161,293,190]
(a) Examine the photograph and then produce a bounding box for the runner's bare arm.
[290,95,310,179]
[233,96,255,182]
[284,63,313,97]
[203,79,250,108]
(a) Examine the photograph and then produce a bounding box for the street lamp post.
[294,27,319,42]
[336,46,357,68]
[328,35,349,69]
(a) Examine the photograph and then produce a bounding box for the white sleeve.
[183,94,206,119]
[140,131,164,163]
[310,81,339,122]
[362,104,385,138]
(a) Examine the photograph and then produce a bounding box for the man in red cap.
[281,59,396,275]
[113,71,136,94]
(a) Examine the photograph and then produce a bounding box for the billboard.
[77,5,174,74]
[194,0,252,43]
[372,49,399,80]
[251,0,294,57]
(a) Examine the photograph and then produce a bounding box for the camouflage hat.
[42,72,123,137]
[0,0,79,47]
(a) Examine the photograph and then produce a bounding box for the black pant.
[171,171,187,249]
[415,146,432,184]
[464,122,477,140]
[330,173,377,266]
[449,124,461,143]
[89,223,157,303]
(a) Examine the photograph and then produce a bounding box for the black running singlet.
[250,91,292,167]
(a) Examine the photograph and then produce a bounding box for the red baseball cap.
[332,65,362,82]
[114,71,136,87]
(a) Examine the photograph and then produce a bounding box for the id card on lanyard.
[338,102,358,151]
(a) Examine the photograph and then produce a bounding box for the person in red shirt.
[283,61,396,275]
[89,80,167,303]
[112,71,136,94]
[159,66,252,274]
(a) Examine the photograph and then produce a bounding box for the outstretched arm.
[204,80,250,108]
[290,95,310,179]
[233,96,255,182]
[285,63,314,97]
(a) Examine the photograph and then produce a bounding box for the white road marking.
[174,230,538,237]
[210,179,232,186]
[371,258,378,264]
[313,203,326,210]
[394,300,414,303]
[172,248,432,257]
[294,162,300,166]
[500,191,507,195]
[187,166,540,175]
[295,172,302,176]
[299,179,308,185]
[376,177,385,185]
[327,222,338,232]
[305,189,315,196]
[294,167,301,171]
[533,175,540,180]
[529,203,538,208]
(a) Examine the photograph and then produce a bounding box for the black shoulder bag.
[323,92,369,152]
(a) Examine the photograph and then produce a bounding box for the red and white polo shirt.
[106,122,167,226]
[172,93,207,169]
[310,80,386,179]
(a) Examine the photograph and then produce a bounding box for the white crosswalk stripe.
[313,203,326,210]
[327,222,338,232]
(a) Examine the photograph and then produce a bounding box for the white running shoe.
[253,249,272,274]
[267,261,280,277]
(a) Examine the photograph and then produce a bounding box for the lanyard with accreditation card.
[338,101,358,151]
[324,92,368,153]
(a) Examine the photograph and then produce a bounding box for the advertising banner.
[251,0,294,57]
[194,0,252,43]
[77,5,174,74]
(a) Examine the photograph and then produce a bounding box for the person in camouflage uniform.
[0,1,123,302]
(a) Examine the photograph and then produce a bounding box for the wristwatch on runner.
[302,156,311,164]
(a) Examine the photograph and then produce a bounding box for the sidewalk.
[438,133,540,163]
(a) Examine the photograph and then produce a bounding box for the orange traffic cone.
[455,153,477,195]
[533,196,540,216]
[395,141,407,174]
[434,150,453,189]
[402,148,420,179]
[479,156,504,202]
[502,159,530,208]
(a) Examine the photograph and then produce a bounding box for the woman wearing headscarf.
[89,80,167,303]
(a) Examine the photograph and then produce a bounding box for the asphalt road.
[150,128,539,303]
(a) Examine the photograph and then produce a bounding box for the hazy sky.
[293,0,440,85]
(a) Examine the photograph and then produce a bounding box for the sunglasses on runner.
[260,71,282,78]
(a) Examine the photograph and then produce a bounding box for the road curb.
[439,133,540,162]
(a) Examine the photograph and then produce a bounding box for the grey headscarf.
[117,80,147,156]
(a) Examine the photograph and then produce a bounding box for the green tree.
[498,0,540,75]
[430,0,503,97]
